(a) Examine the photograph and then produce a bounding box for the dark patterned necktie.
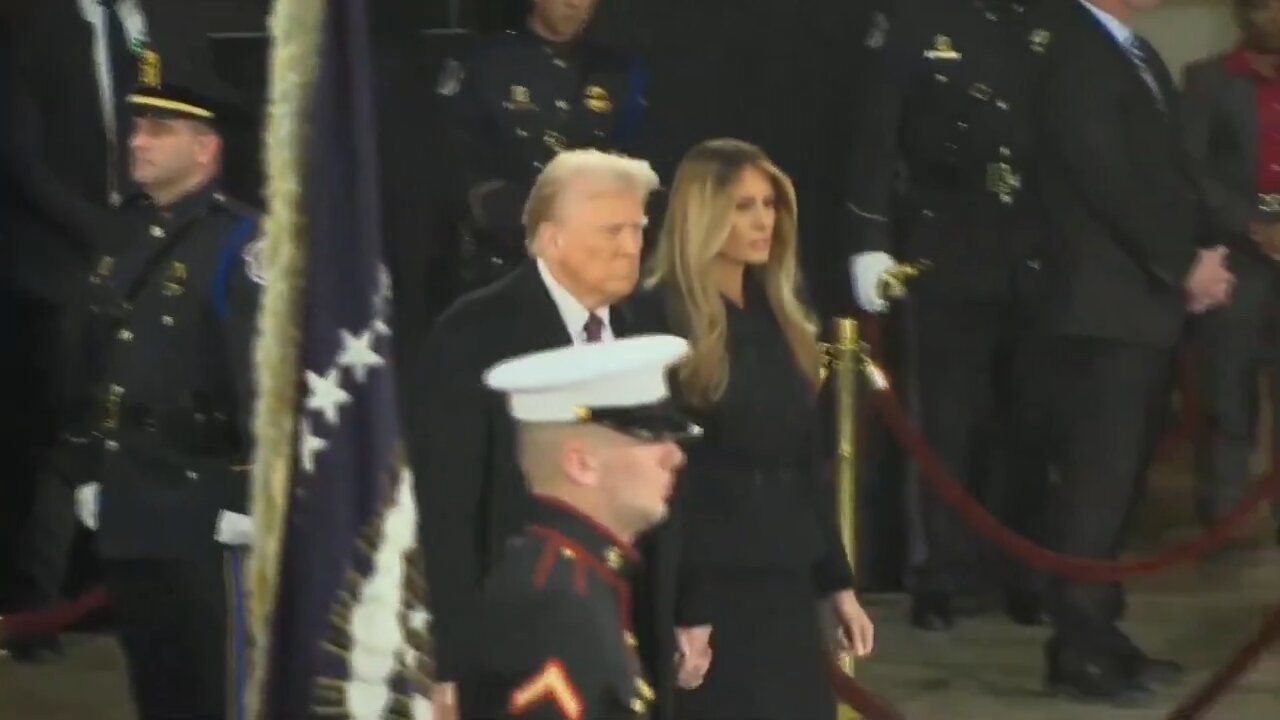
[583,312,604,343]
[1125,36,1166,112]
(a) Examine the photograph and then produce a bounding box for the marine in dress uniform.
[1182,0,1280,542]
[86,42,260,720]
[458,335,701,720]
[436,0,647,292]
[844,0,1053,630]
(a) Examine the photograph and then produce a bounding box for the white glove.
[74,483,100,530]
[214,510,255,546]
[849,251,897,314]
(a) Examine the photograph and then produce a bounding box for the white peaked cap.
[483,334,698,440]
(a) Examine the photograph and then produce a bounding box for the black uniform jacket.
[458,496,654,720]
[441,27,644,242]
[846,0,1052,298]
[92,182,261,559]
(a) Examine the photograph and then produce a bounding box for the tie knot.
[583,312,604,343]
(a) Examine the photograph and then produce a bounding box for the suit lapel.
[1226,66,1260,170]
[507,264,574,351]
[610,300,633,338]
[1070,2,1167,119]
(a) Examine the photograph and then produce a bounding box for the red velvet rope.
[827,660,905,720]
[855,316,1205,462]
[870,386,1280,581]
[0,586,110,644]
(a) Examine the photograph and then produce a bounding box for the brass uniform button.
[605,546,624,570]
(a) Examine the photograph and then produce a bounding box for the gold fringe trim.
[245,0,327,718]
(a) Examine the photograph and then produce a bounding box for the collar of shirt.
[1079,0,1133,48]
[537,258,612,343]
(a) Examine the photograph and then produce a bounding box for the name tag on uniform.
[924,35,962,61]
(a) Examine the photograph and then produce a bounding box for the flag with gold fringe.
[246,0,432,718]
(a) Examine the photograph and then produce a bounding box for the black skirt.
[674,568,835,720]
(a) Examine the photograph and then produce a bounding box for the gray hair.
[522,149,660,250]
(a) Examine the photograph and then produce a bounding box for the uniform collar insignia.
[527,495,641,578]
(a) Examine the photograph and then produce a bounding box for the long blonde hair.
[646,138,821,407]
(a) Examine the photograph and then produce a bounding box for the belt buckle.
[985,162,1021,205]
[1259,194,1280,214]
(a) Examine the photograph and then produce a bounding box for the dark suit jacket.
[1036,1,1200,348]
[1182,53,1275,263]
[5,0,122,305]
[410,263,673,688]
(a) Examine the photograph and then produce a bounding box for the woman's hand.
[674,625,713,689]
[430,682,458,720]
[830,590,874,659]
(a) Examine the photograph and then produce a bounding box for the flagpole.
[246,1,327,718]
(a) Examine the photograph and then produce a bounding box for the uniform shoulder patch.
[508,658,584,720]
[243,233,268,286]
[437,58,464,96]
[865,11,889,49]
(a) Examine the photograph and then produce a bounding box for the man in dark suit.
[1182,0,1280,543]
[2,0,149,657]
[1036,0,1236,704]
[409,148,676,716]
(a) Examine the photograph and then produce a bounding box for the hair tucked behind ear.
[645,139,820,408]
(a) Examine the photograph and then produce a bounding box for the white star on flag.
[298,417,329,474]
[305,367,353,426]
[337,329,385,383]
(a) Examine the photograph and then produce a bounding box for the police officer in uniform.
[844,0,1052,631]
[457,335,700,719]
[75,41,260,720]
[437,0,647,292]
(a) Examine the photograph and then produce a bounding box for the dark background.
[1,0,905,607]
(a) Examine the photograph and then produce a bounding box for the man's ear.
[534,221,560,256]
[559,438,600,489]
[193,126,223,166]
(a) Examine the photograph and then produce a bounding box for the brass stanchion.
[831,317,861,720]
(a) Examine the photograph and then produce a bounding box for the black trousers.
[1046,337,1173,652]
[1195,258,1280,523]
[906,299,1051,595]
[11,464,78,607]
[674,569,834,720]
[0,294,61,608]
[103,548,249,720]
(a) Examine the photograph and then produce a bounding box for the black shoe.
[910,592,954,631]
[1106,627,1186,687]
[1004,590,1044,627]
[1123,653,1185,687]
[3,635,64,665]
[1045,642,1152,706]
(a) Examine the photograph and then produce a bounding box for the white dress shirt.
[536,258,615,344]
[1078,0,1132,46]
